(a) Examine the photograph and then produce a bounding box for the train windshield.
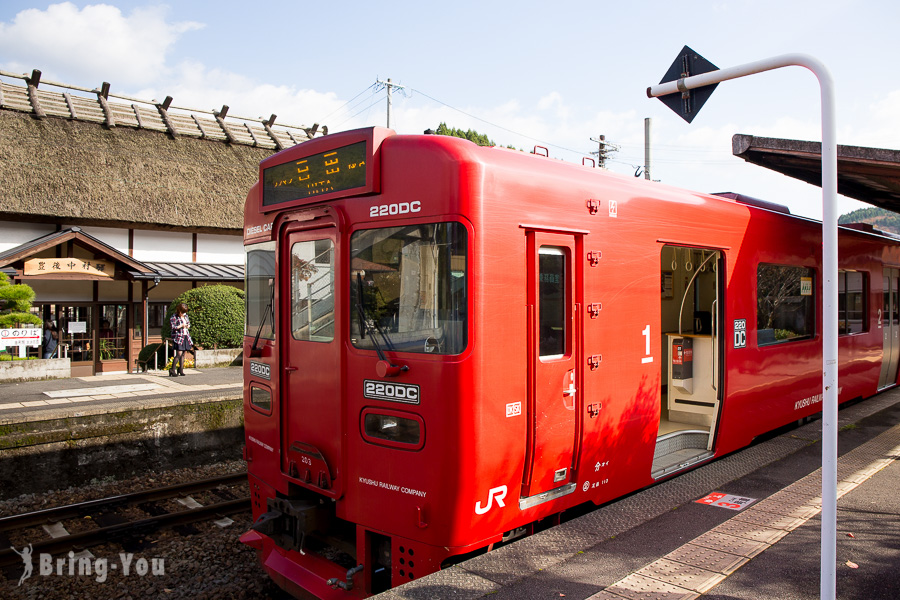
[350,222,467,355]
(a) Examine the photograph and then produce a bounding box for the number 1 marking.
[641,325,653,364]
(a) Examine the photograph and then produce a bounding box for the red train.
[239,126,900,598]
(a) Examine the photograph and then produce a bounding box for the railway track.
[0,472,250,568]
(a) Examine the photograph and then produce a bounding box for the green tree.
[162,285,245,349]
[839,206,900,236]
[0,272,41,328]
[434,122,496,147]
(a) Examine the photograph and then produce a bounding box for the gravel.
[0,460,291,599]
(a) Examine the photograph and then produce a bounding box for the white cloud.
[129,61,347,130]
[537,92,569,119]
[0,2,203,86]
[852,90,900,150]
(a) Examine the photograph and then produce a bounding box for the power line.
[407,87,591,157]
[331,91,386,130]
[316,83,378,124]
[327,83,736,170]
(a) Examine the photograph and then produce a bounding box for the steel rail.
[0,472,247,532]
[0,496,250,567]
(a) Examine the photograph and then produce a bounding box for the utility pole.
[590,134,619,169]
[644,118,652,181]
[375,78,406,129]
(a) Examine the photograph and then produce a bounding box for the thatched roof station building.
[0,69,322,375]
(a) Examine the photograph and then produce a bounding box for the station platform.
[376,388,900,600]
[0,367,244,498]
[0,366,242,424]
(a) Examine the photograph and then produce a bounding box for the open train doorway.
[653,245,724,479]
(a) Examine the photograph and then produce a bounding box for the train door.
[653,245,724,479]
[521,232,581,506]
[879,268,900,390]
[280,224,343,498]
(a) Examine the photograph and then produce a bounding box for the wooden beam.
[26,69,45,120]
[97,94,117,128]
[63,92,78,119]
[132,104,143,128]
[262,115,285,151]
[214,105,237,144]
[245,123,259,146]
[192,114,208,139]
[156,96,178,138]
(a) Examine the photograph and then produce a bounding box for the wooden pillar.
[141,280,149,348]
[127,280,134,372]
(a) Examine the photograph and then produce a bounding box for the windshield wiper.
[250,278,274,357]
[356,273,407,376]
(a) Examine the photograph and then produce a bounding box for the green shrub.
[0,353,37,362]
[0,272,42,327]
[162,285,245,349]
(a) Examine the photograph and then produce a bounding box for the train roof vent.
[712,192,791,215]
[841,222,877,233]
[840,222,900,240]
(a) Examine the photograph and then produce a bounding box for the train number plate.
[249,361,271,380]
[363,380,420,404]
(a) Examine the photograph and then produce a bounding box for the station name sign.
[24,258,113,278]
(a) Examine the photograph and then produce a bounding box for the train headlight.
[361,410,424,449]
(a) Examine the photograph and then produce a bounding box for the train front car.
[238,126,746,599]
[240,128,491,598]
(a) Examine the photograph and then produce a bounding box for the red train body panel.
[240,127,900,597]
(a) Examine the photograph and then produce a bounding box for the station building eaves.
[732,134,900,213]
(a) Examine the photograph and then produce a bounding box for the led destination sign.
[262,141,367,206]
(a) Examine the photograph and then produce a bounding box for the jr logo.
[474,485,508,515]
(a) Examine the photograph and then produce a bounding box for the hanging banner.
[24,258,113,277]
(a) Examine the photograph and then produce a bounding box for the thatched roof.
[0,70,323,234]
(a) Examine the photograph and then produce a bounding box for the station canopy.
[732,134,900,213]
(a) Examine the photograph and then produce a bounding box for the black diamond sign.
[656,46,719,123]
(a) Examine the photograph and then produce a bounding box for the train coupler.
[250,496,330,555]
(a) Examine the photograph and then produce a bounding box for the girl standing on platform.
[169,303,192,377]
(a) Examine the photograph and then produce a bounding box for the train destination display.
[262,140,367,206]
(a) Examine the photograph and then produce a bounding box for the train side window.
[839,271,867,335]
[757,263,815,346]
[250,385,272,414]
[246,241,276,341]
[538,247,567,358]
[291,239,335,342]
[291,239,334,342]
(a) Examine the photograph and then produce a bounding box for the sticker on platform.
[695,492,757,511]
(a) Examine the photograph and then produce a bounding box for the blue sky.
[2,1,897,220]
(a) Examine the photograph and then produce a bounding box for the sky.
[1,0,898,221]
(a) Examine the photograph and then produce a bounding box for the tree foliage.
[0,272,41,328]
[839,206,900,236]
[161,285,245,349]
[434,122,496,147]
